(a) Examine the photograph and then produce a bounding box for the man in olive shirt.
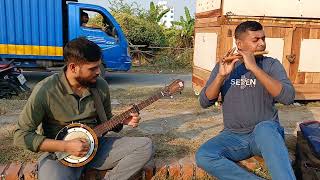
[14,37,153,180]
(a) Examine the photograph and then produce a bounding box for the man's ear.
[68,63,77,73]
[236,39,242,50]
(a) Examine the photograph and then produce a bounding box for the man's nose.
[96,68,101,75]
[259,39,266,46]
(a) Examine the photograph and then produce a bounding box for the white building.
[157,0,174,28]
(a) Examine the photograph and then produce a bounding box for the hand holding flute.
[222,48,268,63]
[219,48,269,75]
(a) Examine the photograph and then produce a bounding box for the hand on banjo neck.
[55,79,184,167]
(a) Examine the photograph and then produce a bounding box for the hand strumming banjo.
[54,79,184,167]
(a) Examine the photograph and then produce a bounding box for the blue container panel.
[0,0,64,59]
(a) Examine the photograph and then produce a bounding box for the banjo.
[54,79,184,167]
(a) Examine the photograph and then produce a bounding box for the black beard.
[75,76,97,88]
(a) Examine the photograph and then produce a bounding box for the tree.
[172,7,195,47]
[147,2,170,23]
[108,0,145,17]
[113,13,166,46]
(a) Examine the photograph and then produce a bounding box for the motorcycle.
[0,60,29,98]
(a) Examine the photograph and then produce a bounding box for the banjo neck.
[93,92,163,137]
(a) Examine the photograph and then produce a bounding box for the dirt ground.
[1,87,320,166]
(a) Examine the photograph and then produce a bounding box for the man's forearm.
[38,139,66,152]
[205,75,226,100]
[250,66,282,97]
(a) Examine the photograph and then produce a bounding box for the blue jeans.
[195,120,296,180]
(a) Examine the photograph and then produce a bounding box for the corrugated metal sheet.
[0,0,63,58]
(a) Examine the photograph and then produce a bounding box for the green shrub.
[152,49,193,71]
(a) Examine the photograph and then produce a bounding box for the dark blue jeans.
[196,120,296,180]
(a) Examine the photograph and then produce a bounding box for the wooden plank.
[295,92,320,100]
[196,9,222,19]
[226,15,320,23]
[193,66,212,80]
[4,163,22,180]
[195,27,221,33]
[195,17,222,28]
[294,72,305,84]
[282,28,294,76]
[192,75,206,88]
[295,83,320,89]
[196,17,220,24]
[294,84,320,92]
[302,28,311,39]
[23,162,37,180]
[216,16,320,29]
[290,28,302,82]
[218,25,234,61]
[311,73,320,83]
[264,27,273,37]
[271,27,281,38]
[294,83,320,100]
[280,28,286,37]
[309,29,319,39]
[0,164,8,176]
[305,73,313,84]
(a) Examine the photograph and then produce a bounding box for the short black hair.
[81,11,88,17]
[63,37,101,64]
[235,21,263,39]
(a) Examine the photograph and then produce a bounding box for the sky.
[78,0,196,20]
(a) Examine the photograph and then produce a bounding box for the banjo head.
[55,123,99,167]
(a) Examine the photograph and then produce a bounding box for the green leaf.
[184,7,191,22]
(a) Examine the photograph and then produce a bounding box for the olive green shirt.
[14,70,122,152]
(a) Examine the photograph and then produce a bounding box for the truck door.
[68,3,131,71]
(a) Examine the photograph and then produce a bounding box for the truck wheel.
[100,64,106,78]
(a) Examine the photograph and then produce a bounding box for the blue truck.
[0,0,131,71]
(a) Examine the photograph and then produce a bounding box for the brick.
[131,170,143,180]
[151,160,167,180]
[239,156,262,171]
[81,169,108,180]
[195,166,208,179]
[179,157,195,180]
[0,164,9,179]
[253,156,265,166]
[0,164,8,175]
[167,159,181,179]
[143,160,155,180]
[4,163,22,180]
[23,162,37,180]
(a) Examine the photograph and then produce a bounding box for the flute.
[223,51,269,62]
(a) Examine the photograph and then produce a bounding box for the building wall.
[158,0,175,28]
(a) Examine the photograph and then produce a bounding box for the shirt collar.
[58,66,92,97]
[59,66,75,95]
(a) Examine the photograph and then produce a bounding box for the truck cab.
[67,3,131,71]
[0,0,131,71]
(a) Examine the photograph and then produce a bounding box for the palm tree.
[148,2,170,23]
[172,7,195,47]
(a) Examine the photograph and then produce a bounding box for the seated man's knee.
[136,137,154,160]
[254,121,280,137]
[144,137,154,157]
[253,121,285,150]
[195,147,221,169]
[38,159,81,180]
